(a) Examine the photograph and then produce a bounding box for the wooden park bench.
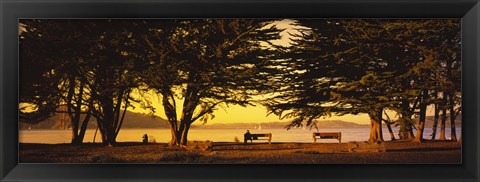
[244,133,272,144]
[313,132,341,143]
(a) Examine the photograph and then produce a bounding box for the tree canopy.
[263,19,461,142]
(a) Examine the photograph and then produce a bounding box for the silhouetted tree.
[20,20,95,144]
[86,20,149,146]
[265,20,401,142]
[139,19,282,146]
[264,19,461,143]
[19,20,149,146]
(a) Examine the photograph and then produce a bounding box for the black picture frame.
[1,0,479,181]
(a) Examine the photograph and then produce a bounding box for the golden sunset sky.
[128,93,374,125]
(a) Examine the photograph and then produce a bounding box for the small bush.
[91,154,124,163]
[187,140,213,151]
[234,137,240,143]
[148,135,156,143]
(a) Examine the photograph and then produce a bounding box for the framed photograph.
[1,0,479,181]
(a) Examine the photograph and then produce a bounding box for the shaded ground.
[19,141,461,164]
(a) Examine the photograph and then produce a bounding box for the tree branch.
[190,101,222,123]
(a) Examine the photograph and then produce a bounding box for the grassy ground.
[19,140,461,164]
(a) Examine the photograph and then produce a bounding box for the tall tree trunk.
[445,58,457,142]
[384,120,396,141]
[439,94,447,140]
[70,79,89,145]
[431,101,440,140]
[160,72,206,147]
[168,123,179,146]
[106,133,116,146]
[70,118,80,144]
[162,91,179,146]
[180,123,192,145]
[398,120,415,141]
[449,94,457,141]
[66,76,90,145]
[413,91,428,143]
[114,92,129,139]
[66,75,80,144]
[71,112,91,145]
[97,120,107,144]
[93,126,99,143]
[175,123,185,145]
[368,108,384,143]
[96,67,122,146]
[430,88,440,140]
[102,96,117,146]
[178,110,195,146]
[76,112,91,144]
[176,77,199,146]
[399,99,415,141]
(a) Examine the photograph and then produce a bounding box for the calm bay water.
[19,127,462,144]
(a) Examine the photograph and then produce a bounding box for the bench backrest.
[249,133,271,137]
[314,132,341,137]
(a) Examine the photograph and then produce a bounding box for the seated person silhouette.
[244,130,251,144]
[142,134,148,144]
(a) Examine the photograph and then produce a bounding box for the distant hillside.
[194,115,463,130]
[193,120,369,129]
[20,112,462,130]
[20,111,169,130]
